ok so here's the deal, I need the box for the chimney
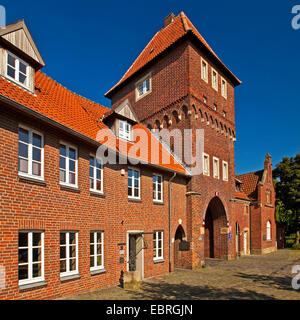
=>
[164,13,175,27]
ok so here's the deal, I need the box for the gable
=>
[0,20,45,67]
[115,99,139,123]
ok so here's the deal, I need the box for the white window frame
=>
[6,50,30,89]
[135,73,152,101]
[153,231,164,261]
[18,231,44,286]
[266,221,271,241]
[213,157,220,179]
[18,125,44,181]
[89,155,103,194]
[59,142,78,188]
[201,58,208,83]
[60,231,79,277]
[222,161,228,181]
[212,68,218,91]
[153,174,163,202]
[221,77,227,99]
[90,231,104,271]
[119,119,132,141]
[128,167,141,199]
[203,153,210,176]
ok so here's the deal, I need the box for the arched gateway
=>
[204,197,228,259]
[174,225,187,269]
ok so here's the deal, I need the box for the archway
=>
[174,225,187,269]
[204,197,228,259]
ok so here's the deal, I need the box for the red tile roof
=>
[0,71,188,175]
[235,191,250,201]
[236,171,263,200]
[105,11,241,97]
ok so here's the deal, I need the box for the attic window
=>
[119,120,132,141]
[135,73,152,101]
[6,51,29,88]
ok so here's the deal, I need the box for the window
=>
[119,120,132,141]
[213,157,220,179]
[59,143,77,187]
[128,168,140,199]
[203,153,210,176]
[136,74,151,100]
[213,104,217,111]
[201,58,208,82]
[90,156,103,193]
[244,205,249,214]
[221,77,227,98]
[18,126,44,179]
[90,231,104,271]
[153,231,163,260]
[60,232,78,276]
[223,111,226,118]
[6,51,29,88]
[222,161,228,181]
[18,231,44,285]
[212,69,218,91]
[203,96,207,104]
[266,221,271,240]
[153,174,163,202]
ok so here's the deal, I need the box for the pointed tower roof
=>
[105,11,241,98]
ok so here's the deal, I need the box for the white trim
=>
[6,50,30,90]
[222,160,228,181]
[118,119,132,142]
[18,231,44,286]
[213,156,220,179]
[201,57,208,83]
[212,68,218,92]
[59,141,78,188]
[221,77,227,99]
[203,153,210,176]
[135,73,152,101]
[153,230,164,261]
[90,231,104,272]
[18,125,44,180]
[128,167,141,200]
[153,173,163,202]
[59,231,79,277]
[89,154,103,194]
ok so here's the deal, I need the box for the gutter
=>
[0,94,189,177]
[168,172,177,273]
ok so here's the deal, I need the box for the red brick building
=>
[0,13,276,300]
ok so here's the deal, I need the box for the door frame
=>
[126,230,144,279]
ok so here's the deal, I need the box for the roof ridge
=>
[237,169,263,177]
[179,11,191,32]
[38,71,109,111]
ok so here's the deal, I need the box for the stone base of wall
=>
[251,246,277,255]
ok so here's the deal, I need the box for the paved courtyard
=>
[62,250,300,300]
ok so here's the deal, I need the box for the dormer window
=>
[135,73,152,101]
[119,120,132,141]
[6,51,29,88]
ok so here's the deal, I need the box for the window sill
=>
[153,200,164,205]
[18,173,46,186]
[153,258,165,264]
[265,204,274,208]
[90,190,105,198]
[60,183,80,193]
[19,280,47,291]
[128,197,142,203]
[91,268,106,276]
[60,274,80,282]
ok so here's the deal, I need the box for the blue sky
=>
[2,0,299,174]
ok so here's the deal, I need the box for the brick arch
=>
[181,105,189,119]
[154,119,161,129]
[203,196,228,259]
[163,114,171,128]
[172,110,180,123]
[147,123,153,130]
[174,225,188,269]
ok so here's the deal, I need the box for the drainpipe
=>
[169,172,177,273]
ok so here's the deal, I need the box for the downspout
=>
[169,172,177,273]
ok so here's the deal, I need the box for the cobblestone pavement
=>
[62,250,300,300]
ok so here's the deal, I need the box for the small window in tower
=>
[136,73,152,101]
[213,104,217,111]
[6,51,29,89]
[221,77,227,99]
[201,58,208,83]
[213,157,220,179]
[223,111,226,118]
[203,96,207,104]
[203,153,210,176]
[222,161,228,181]
[212,69,218,91]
